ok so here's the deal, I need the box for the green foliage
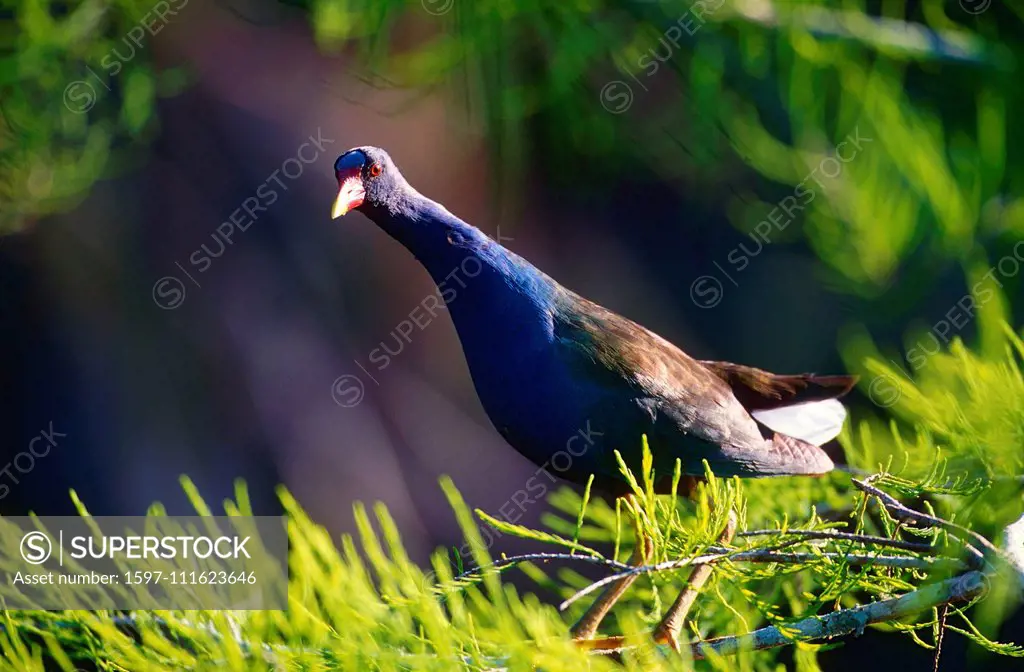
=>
[7,1,1022,299]
[0,480,623,671]
[842,320,1024,539]
[306,0,1023,297]
[0,0,185,230]
[842,309,1024,652]
[2,316,1023,672]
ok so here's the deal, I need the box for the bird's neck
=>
[364,193,558,354]
[364,188,481,262]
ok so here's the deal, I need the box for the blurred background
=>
[1,0,1021,668]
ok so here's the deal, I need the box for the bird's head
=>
[331,146,405,219]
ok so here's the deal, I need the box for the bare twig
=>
[739,528,937,554]
[934,605,949,672]
[560,549,962,611]
[706,547,965,571]
[654,511,738,650]
[570,496,654,641]
[853,478,999,565]
[453,545,964,601]
[451,552,631,583]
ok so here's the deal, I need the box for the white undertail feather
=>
[751,399,847,446]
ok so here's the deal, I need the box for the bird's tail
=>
[751,398,848,446]
[700,363,858,410]
[749,432,836,476]
[702,363,856,446]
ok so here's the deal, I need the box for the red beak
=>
[332,168,365,219]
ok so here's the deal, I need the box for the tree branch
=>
[689,571,987,660]
[707,547,964,571]
[853,477,1000,565]
[450,541,965,601]
[738,528,937,554]
[584,571,988,659]
[450,552,631,583]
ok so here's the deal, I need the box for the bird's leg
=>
[652,509,738,651]
[571,495,653,646]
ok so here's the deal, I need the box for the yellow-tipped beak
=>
[332,174,365,219]
[331,193,351,219]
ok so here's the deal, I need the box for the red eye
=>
[369,163,382,177]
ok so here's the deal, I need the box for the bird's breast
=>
[463,346,620,474]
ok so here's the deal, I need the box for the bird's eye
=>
[369,163,382,177]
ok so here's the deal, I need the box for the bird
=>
[330,146,857,650]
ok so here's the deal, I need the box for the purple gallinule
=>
[331,146,856,649]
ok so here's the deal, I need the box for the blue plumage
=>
[332,147,856,495]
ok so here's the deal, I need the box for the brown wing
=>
[700,361,857,412]
[553,293,763,449]
[551,292,839,478]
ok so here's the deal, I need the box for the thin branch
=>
[739,528,937,554]
[560,549,962,611]
[706,547,965,571]
[853,478,999,565]
[452,552,630,583]
[934,605,949,672]
[454,543,964,597]
[655,511,738,650]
